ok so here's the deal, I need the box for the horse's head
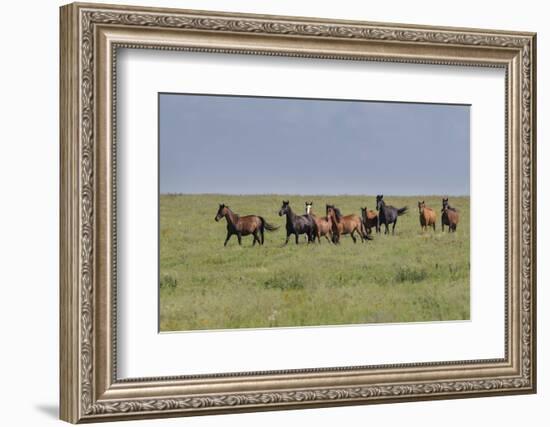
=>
[418,201,425,213]
[326,205,341,223]
[376,195,384,211]
[360,207,367,219]
[279,200,290,217]
[442,197,449,211]
[215,204,228,221]
[305,201,313,215]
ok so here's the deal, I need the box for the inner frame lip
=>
[110,44,510,384]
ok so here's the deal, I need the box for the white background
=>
[118,50,505,377]
[0,0,546,426]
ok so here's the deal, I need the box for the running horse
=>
[278,200,317,244]
[441,197,459,232]
[305,201,333,243]
[360,206,379,234]
[376,195,408,235]
[214,204,279,246]
[326,204,371,244]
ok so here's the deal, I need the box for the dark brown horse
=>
[441,197,459,232]
[305,201,333,243]
[418,201,436,232]
[360,207,379,234]
[326,205,371,244]
[215,204,279,246]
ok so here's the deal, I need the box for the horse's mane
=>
[224,206,239,221]
[442,206,458,213]
[333,207,342,220]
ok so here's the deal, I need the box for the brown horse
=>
[215,204,279,246]
[326,205,371,244]
[418,201,436,231]
[360,207,379,234]
[305,201,333,244]
[441,197,459,232]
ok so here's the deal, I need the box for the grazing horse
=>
[360,207,379,234]
[278,200,316,244]
[376,195,408,235]
[326,205,371,244]
[214,204,279,246]
[418,201,436,232]
[305,201,333,244]
[441,197,459,232]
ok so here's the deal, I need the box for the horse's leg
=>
[252,230,259,246]
[384,221,389,235]
[392,219,397,235]
[224,231,232,247]
[432,222,436,232]
[261,228,265,245]
[295,232,300,245]
[284,231,291,245]
[237,232,242,245]
[359,223,367,243]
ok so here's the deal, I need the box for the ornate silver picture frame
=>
[60,2,536,423]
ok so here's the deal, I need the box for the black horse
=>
[278,200,317,244]
[376,195,408,235]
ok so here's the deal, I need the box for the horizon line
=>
[159,192,470,197]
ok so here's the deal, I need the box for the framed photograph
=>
[60,2,537,423]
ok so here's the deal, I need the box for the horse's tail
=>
[259,217,279,232]
[397,207,408,216]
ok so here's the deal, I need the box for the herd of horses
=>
[214,195,460,246]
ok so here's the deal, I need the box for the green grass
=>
[160,194,470,331]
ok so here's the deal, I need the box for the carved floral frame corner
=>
[60,2,536,423]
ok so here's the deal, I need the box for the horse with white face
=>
[304,201,333,244]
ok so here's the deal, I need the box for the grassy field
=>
[160,194,470,331]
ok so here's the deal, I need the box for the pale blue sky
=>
[159,93,470,195]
